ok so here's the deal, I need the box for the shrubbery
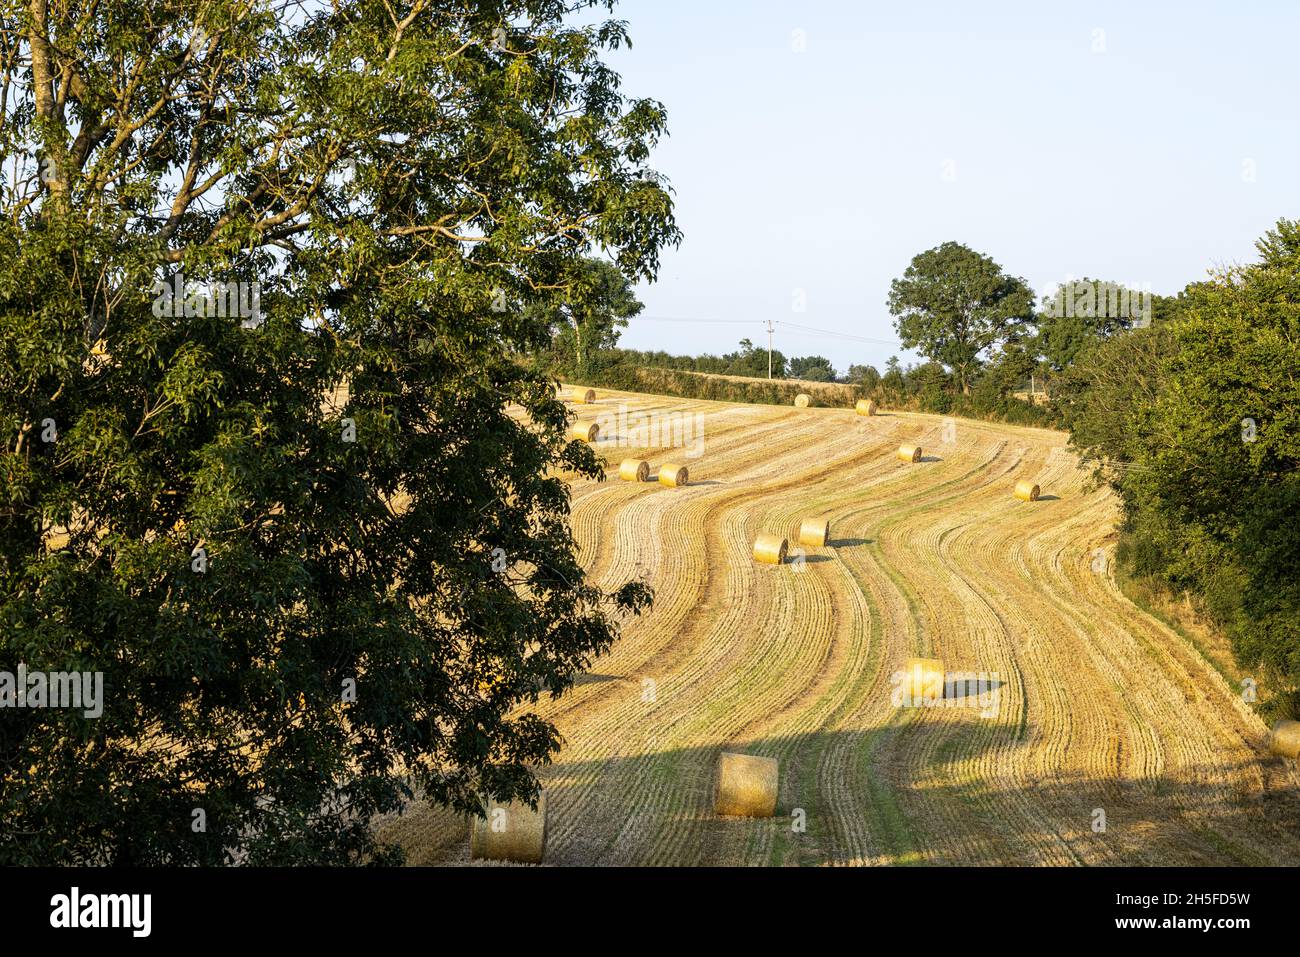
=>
[1061,220,1300,717]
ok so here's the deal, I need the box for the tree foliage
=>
[0,0,677,864]
[845,364,880,391]
[786,354,835,382]
[887,242,1034,395]
[1065,219,1300,710]
[535,257,643,371]
[1037,278,1174,371]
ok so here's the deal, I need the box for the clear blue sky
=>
[582,0,1300,371]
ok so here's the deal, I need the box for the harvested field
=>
[382,388,1300,866]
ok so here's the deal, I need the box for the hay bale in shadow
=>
[714,752,778,817]
[469,794,547,864]
[1269,720,1300,758]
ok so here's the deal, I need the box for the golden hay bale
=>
[1014,480,1041,502]
[752,533,788,565]
[798,517,830,547]
[1269,720,1300,759]
[714,752,778,817]
[855,398,877,416]
[619,458,650,482]
[570,420,599,442]
[658,463,688,487]
[897,444,922,463]
[898,657,946,703]
[469,794,547,864]
[576,388,597,404]
[794,393,811,408]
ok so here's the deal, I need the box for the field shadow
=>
[918,455,944,463]
[381,724,1300,868]
[789,554,833,565]
[1035,494,1061,501]
[829,537,872,549]
[684,480,721,486]
[573,673,620,686]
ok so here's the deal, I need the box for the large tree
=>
[538,257,643,370]
[887,242,1034,394]
[0,0,677,864]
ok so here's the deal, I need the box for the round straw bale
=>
[897,444,922,463]
[1014,480,1041,502]
[576,388,596,404]
[619,458,650,482]
[855,398,877,416]
[469,794,547,864]
[1269,719,1300,759]
[898,657,946,704]
[714,752,778,817]
[794,393,811,408]
[752,533,788,565]
[798,517,830,548]
[570,420,599,442]
[658,463,688,487]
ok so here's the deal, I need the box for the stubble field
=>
[382,387,1300,865]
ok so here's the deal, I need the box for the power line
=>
[630,314,904,348]
[774,320,902,347]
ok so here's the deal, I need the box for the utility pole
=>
[766,319,774,380]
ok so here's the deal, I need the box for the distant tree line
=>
[542,244,1172,430]
[555,336,853,383]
